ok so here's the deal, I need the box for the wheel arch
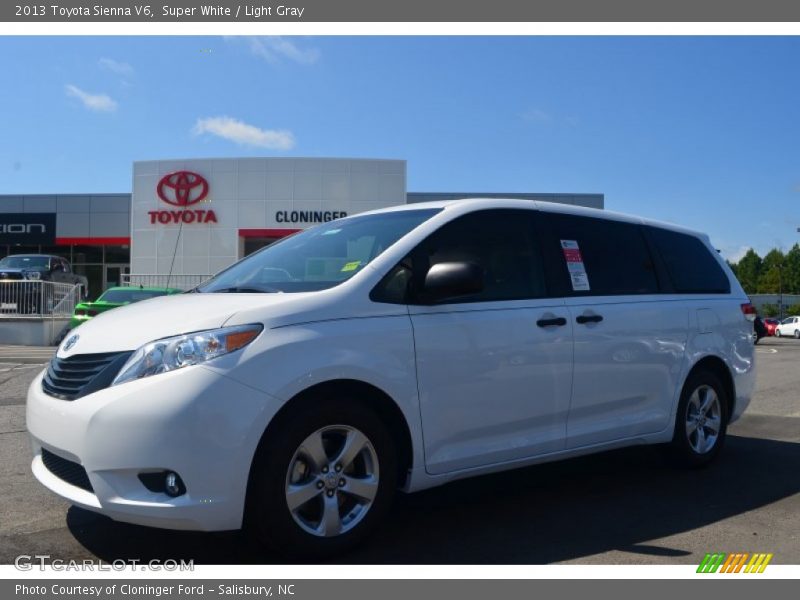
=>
[684,355,736,422]
[248,378,415,490]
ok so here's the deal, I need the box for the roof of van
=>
[371,198,708,239]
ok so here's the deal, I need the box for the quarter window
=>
[645,226,730,294]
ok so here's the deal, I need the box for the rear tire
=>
[794,330,799,339]
[670,370,729,468]
[245,395,397,559]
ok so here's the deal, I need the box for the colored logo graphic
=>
[156,171,209,206]
[697,552,773,573]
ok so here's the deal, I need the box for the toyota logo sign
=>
[156,171,209,206]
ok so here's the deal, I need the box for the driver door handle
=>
[536,317,567,328]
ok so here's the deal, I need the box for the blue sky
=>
[0,36,798,260]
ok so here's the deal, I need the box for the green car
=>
[69,286,183,329]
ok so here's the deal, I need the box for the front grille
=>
[41,448,94,493]
[42,351,132,401]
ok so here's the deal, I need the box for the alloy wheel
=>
[284,425,379,537]
[685,385,722,454]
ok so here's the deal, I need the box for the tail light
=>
[74,309,85,316]
[741,303,757,322]
[87,310,98,317]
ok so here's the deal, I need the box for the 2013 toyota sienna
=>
[27,199,756,557]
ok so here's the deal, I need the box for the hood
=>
[57,291,317,357]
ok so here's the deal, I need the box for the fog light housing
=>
[138,470,186,497]
[165,472,183,497]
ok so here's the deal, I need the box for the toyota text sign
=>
[149,171,217,224]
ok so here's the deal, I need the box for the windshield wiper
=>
[207,286,280,294]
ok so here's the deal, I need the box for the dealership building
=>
[0,157,604,298]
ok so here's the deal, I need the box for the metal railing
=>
[0,280,84,318]
[122,274,213,291]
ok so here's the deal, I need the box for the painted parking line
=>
[756,348,778,354]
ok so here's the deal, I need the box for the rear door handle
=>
[536,317,567,328]
[576,314,603,324]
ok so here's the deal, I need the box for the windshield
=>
[97,289,171,303]
[0,256,50,270]
[198,209,441,294]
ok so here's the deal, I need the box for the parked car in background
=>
[753,316,767,344]
[27,199,756,557]
[763,318,779,336]
[69,286,182,329]
[0,254,88,314]
[775,316,800,338]
[0,255,88,289]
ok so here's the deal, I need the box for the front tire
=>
[775,329,782,337]
[245,396,397,558]
[670,370,729,468]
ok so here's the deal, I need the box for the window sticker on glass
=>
[341,260,362,272]
[560,240,591,291]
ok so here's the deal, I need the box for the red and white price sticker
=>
[560,239,590,291]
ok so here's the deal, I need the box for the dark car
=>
[0,254,88,313]
[754,315,767,344]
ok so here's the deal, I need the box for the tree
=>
[757,249,786,293]
[761,303,779,317]
[783,244,800,295]
[786,303,800,317]
[734,249,762,294]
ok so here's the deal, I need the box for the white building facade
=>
[130,157,407,284]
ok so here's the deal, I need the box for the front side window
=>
[374,209,547,304]
[198,209,441,294]
[544,214,659,296]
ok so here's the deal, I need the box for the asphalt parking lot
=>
[1,338,798,565]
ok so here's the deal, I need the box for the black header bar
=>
[3,1,800,22]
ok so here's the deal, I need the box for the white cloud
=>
[98,58,134,76]
[723,245,751,263]
[192,116,295,150]
[521,108,553,124]
[230,36,320,65]
[64,84,118,112]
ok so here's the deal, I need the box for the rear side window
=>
[646,227,730,294]
[544,213,659,296]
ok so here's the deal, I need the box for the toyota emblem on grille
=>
[63,334,79,352]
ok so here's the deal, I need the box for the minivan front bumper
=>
[27,364,280,531]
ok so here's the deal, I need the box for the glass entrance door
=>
[104,264,130,290]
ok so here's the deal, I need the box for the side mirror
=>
[421,262,484,304]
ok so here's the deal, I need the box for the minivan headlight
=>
[112,324,263,386]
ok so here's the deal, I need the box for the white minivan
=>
[27,199,756,557]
